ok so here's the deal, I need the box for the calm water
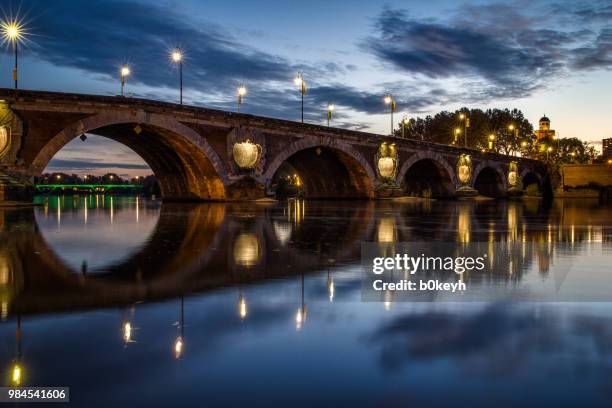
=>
[1,196,612,407]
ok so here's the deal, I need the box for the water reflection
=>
[0,197,611,405]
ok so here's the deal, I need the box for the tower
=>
[535,115,555,141]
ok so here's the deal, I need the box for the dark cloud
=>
[363,9,563,90]
[362,6,612,101]
[571,28,612,70]
[47,158,150,170]
[21,0,294,93]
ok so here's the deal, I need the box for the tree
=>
[395,108,534,155]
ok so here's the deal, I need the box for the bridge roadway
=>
[0,89,549,202]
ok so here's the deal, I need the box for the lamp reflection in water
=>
[377,217,396,243]
[233,233,260,321]
[327,267,334,303]
[0,250,12,321]
[295,274,307,330]
[9,315,23,387]
[174,296,185,359]
[273,221,292,246]
[457,204,471,243]
[287,199,305,224]
[377,217,396,310]
[233,233,260,268]
[238,289,247,320]
[121,305,136,346]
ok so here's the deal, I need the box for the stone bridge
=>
[0,89,549,202]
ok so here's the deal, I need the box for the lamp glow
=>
[239,295,247,320]
[171,49,182,62]
[174,336,183,359]
[123,321,132,343]
[11,363,21,386]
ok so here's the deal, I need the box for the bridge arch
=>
[31,111,228,201]
[472,161,507,197]
[396,152,456,198]
[263,137,376,199]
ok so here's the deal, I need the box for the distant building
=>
[603,138,612,159]
[534,115,556,141]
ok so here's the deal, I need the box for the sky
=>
[1,0,611,177]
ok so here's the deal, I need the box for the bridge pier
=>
[0,170,34,204]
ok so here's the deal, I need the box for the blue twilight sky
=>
[1,0,611,176]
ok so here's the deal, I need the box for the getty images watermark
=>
[361,242,610,302]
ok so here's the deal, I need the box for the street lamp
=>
[120,65,130,97]
[384,95,396,135]
[488,134,495,151]
[171,48,183,104]
[453,128,461,145]
[401,116,410,139]
[327,103,334,127]
[2,20,22,90]
[237,84,246,113]
[294,73,306,123]
[546,146,553,160]
[458,112,469,147]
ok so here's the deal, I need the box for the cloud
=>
[19,0,291,92]
[362,5,612,101]
[46,158,150,170]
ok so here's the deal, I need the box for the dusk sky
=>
[1,0,611,176]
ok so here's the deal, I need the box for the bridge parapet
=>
[0,89,548,202]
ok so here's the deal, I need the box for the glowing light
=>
[547,147,553,152]
[294,73,303,86]
[1,20,21,42]
[233,233,260,267]
[56,174,61,180]
[459,113,465,120]
[508,124,515,131]
[328,279,335,302]
[122,321,132,343]
[455,128,461,135]
[238,85,247,96]
[174,336,183,359]
[239,295,247,320]
[171,49,182,63]
[327,103,335,112]
[11,363,21,386]
[383,95,392,105]
[489,134,495,141]
[521,141,528,147]
[121,66,130,77]
[402,117,409,125]
[295,307,306,330]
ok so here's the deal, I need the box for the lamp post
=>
[546,146,553,161]
[327,104,334,127]
[384,95,396,135]
[171,48,183,104]
[488,134,495,152]
[294,73,306,123]
[2,21,21,90]
[237,85,246,113]
[521,140,528,157]
[458,112,469,147]
[120,65,130,97]
[401,116,409,139]
[453,128,461,145]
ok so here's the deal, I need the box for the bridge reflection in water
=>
[1,197,612,403]
[0,197,609,316]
